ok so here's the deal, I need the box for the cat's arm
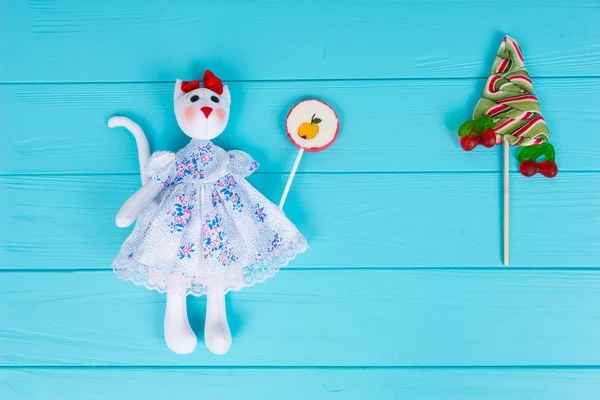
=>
[116,150,176,228]
[116,180,165,228]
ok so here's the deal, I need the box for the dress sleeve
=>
[146,151,176,185]
[228,150,259,178]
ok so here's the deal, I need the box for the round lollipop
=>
[279,99,339,209]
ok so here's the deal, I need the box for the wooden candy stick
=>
[503,137,509,266]
[279,99,339,210]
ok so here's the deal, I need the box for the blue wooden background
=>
[1,1,600,399]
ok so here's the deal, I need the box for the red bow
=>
[180,70,224,95]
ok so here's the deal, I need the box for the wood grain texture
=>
[2,1,600,396]
[1,78,599,175]
[1,269,600,366]
[1,173,598,269]
[2,1,600,82]
[2,368,600,400]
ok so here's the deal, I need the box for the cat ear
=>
[174,79,184,100]
[221,85,231,104]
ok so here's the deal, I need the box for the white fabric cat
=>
[108,70,308,355]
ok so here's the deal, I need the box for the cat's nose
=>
[200,107,213,118]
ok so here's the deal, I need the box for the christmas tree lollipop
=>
[279,99,339,209]
[458,36,558,265]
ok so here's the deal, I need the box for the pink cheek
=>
[215,107,227,122]
[184,106,196,121]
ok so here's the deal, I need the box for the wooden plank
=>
[2,269,600,366]
[1,79,598,175]
[2,368,600,400]
[2,1,599,82]
[1,173,598,270]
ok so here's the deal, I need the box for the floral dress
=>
[113,139,308,296]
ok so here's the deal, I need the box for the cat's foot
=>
[165,320,197,355]
[204,318,232,355]
[205,287,232,355]
[164,293,197,355]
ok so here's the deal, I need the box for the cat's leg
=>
[204,287,232,355]
[164,292,197,354]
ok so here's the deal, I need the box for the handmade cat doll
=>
[108,70,308,355]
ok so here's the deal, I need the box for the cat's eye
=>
[190,95,199,103]
[210,96,220,103]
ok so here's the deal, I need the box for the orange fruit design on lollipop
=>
[298,114,322,140]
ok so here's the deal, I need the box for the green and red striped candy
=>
[458,35,558,178]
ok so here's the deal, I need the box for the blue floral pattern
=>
[178,243,195,259]
[166,192,196,233]
[113,139,308,297]
[269,233,281,252]
[254,203,266,223]
[211,188,224,207]
[173,142,213,184]
[202,214,237,265]
[215,175,243,212]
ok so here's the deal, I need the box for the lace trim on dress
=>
[112,233,308,296]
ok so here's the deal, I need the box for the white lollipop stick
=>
[279,148,304,210]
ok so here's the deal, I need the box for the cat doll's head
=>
[174,70,231,140]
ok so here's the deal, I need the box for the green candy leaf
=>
[458,120,476,137]
[516,143,555,163]
[312,118,322,124]
[458,116,494,137]
[473,115,494,133]
[545,144,556,162]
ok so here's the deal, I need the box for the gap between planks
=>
[2,365,600,371]
[2,170,600,178]
[3,267,600,273]
[2,75,600,86]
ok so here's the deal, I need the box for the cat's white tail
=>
[108,116,151,184]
